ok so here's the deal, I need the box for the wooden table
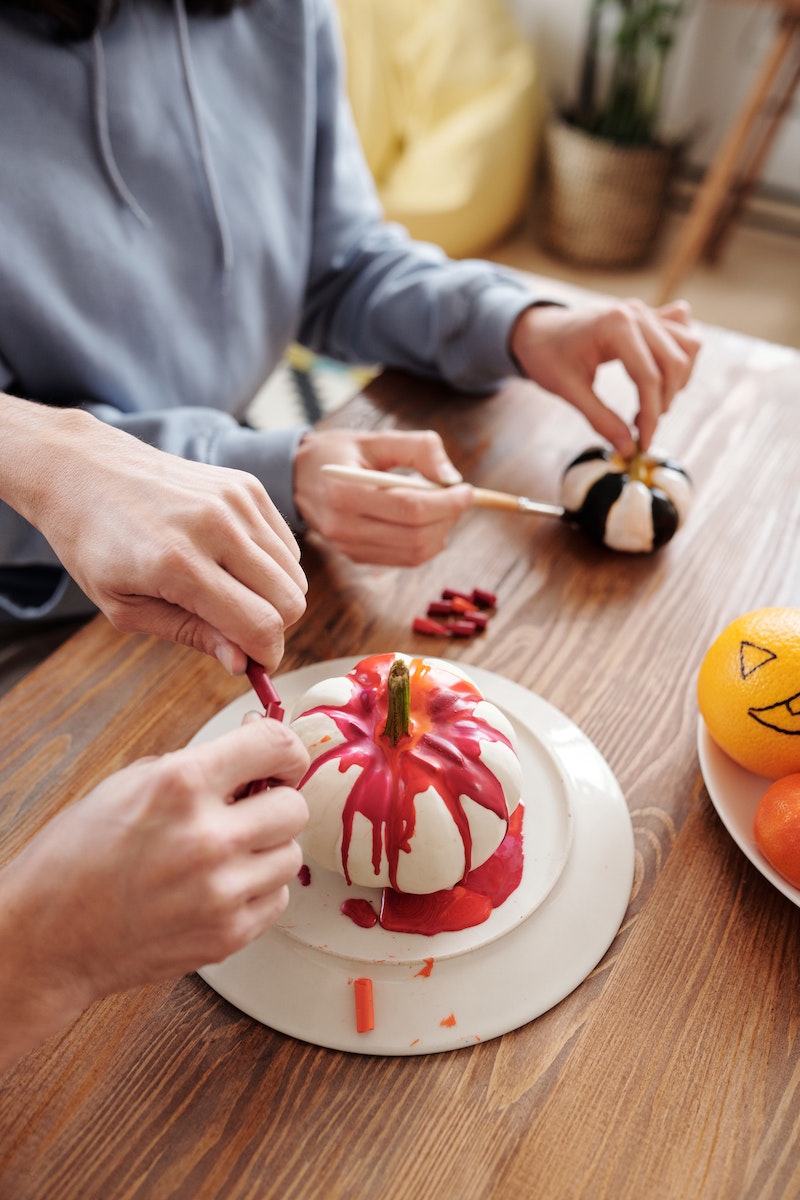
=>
[1,304,799,1199]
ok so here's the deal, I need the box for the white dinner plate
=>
[195,658,635,1055]
[697,716,800,908]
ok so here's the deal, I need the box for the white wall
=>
[508,0,800,202]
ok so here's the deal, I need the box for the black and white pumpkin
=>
[561,447,692,553]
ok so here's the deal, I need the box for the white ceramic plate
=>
[697,716,800,907]
[195,659,635,1055]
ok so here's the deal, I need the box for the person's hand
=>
[0,718,310,1071]
[29,408,308,674]
[510,299,702,457]
[293,428,472,566]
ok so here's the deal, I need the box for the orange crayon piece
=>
[354,977,374,1033]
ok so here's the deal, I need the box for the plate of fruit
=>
[697,607,800,907]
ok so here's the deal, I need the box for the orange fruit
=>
[753,774,800,889]
[697,607,800,779]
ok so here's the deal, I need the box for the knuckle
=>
[392,492,430,524]
[419,428,445,453]
[248,605,286,649]
[272,883,291,918]
[291,794,310,834]
[103,601,138,634]
[399,533,437,567]
[603,301,634,331]
[270,724,313,778]
[284,588,307,626]
[188,821,232,875]
[284,838,305,878]
[155,752,207,812]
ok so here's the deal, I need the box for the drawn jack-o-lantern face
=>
[697,608,800,780]
[742,640,800,736]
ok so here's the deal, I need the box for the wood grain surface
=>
[1,307,799,1200]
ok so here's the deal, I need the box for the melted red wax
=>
[299,654,515,891]
[339,804,525,937]
[380,803,524,935]
[340,897,379,928]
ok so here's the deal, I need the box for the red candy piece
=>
[427,600,457,617]
[450,596,481,615]
[414,585,497,639]
[465,611,488,630]
[448,620,479,638]
[412,616,451,637]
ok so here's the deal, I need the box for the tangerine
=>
[697,607,800,779]
[753,774,800,889]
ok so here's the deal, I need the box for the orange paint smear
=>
[415,957,435,978]
[440,1013,457,1028]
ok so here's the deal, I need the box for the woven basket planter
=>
[540,117,677,268]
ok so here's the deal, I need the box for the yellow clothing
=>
[336,0,542,258]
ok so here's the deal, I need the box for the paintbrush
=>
[320,463,565,518]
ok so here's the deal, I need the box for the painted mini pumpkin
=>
[561,447,692,553]
[289,653,522,894]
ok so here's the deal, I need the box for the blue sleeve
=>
[81,402,308,529]
[298,0,539,394]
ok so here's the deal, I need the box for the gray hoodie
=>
[0,0,539,622]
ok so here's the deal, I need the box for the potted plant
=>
[540,0,686,268]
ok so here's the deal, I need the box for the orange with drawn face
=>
[697,607,800,780]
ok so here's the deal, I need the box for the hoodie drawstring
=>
[90,0,234,282]
[173,0,235,280]
[91,30,151,227]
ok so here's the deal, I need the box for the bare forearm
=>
[0,393,90,534]
[0,855,95,1075]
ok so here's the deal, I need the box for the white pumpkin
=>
[290,653,522,894]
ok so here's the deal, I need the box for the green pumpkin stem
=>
[382,659,411,746]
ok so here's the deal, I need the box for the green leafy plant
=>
[572,0,685,146]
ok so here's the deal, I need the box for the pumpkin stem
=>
[628,443,649,484]
[382,659,411,746]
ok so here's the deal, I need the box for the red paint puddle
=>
[340,804,524,936]
[341,898,379,928]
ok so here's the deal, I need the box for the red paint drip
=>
[415,957,435,978]
[297,864,311,887]
[462,802,524,908]
[339,804,525,937]
[298,654,515,891]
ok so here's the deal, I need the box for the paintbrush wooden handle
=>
[321,464,439,491]
[471,488,563,516]
[320,463,564,518]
